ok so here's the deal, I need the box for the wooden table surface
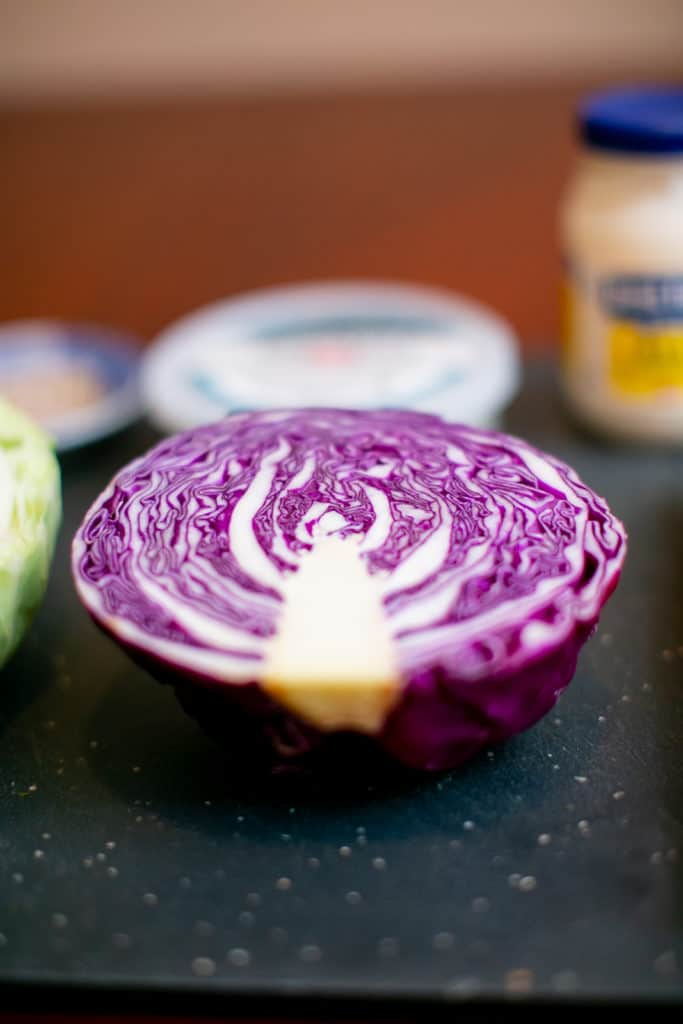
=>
[0,79,606,350]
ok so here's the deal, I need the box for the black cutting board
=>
[1,360,681,1015]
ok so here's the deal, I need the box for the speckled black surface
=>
[0,360,681,1014]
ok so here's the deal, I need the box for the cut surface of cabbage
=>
[72,408,626,761]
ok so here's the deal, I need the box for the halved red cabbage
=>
[72,410,626,771]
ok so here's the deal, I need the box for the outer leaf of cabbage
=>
[0,398,61,667]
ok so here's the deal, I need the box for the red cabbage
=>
[72,410,626,771]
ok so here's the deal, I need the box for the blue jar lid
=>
[579,87,683,155]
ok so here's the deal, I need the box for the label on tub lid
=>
[142,281,520,433]
[0,320,141,451]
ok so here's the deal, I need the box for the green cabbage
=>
[0,398,61,667]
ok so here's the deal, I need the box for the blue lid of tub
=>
[141,281,520,434]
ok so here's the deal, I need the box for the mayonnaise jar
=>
[561,88,683,443]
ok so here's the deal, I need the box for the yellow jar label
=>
[609,321,683,395]
[562,270,683,399]
[596,274,683,397]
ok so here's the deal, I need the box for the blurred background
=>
[1,0,682,346]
